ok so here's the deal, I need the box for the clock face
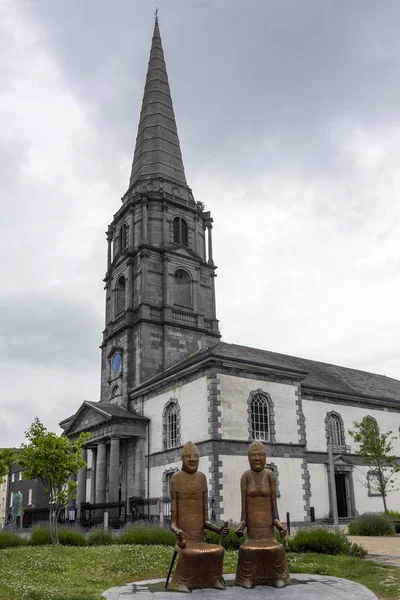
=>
[111,353,121,374]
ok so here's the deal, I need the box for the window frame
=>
[162,399,181,451]
[247,390,276,443]
[172,217,189,247]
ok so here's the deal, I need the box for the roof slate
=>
[212,342,400,403]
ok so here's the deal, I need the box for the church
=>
[61,19,400,526]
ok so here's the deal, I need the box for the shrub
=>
[0,531,26,549]
[386,510,400,534]
[205,527,247,550]
[286,527,366,557]
[30,526,52,546]
[348,513,394,536]
[87,529,114,546]
[116,523,175,546]
[58,527,87,546]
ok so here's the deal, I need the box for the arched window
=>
[173,217,188,246]
[120,224,128,251]
[250,392,270,441]
[173,269,192,307]
[326,412,345,448]
[116,276,126,314]
[163,399,181,450]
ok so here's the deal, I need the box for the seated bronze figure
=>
[168,441,228,593]
[235,440,290,589]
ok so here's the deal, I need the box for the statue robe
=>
[236,468,290,587]
[169,470,224,591]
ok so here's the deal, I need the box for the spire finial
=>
[154,6,159,24]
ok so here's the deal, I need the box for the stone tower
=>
[100,19,220,407]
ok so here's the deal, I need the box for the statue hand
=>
[235,526,244,538]
[219,525,229,538]
[176,529,187,548]
[279,526,287,539]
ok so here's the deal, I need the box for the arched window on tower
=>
[250,392,271,442]
[173,217,188,246]
[173,269,192,307]
[120,224,128,252]
[116,276,126,314]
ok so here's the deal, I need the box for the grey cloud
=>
[18,0,400,181]
[0,294,101,366]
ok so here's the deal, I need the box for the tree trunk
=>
[382,493,388,514]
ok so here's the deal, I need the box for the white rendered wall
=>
[149,456,211,500]
[145,377,209,454]
[353,466,400,514]
[308,464,330,520]
[218,374,299,444]
[221,455,305,523]
[303,400,400,454]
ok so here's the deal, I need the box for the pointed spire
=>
[129,18,188,189]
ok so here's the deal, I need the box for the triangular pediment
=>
[63,403,110,436]
[325,454,354,468]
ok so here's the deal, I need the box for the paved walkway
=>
[349,535,400,566]
[102,574,377,599]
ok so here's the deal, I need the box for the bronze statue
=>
[168,441,228,593]
[235,441,290,589]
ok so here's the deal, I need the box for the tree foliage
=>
[349,416,400,513]
[0,448,16,480]
[18,417,89,543]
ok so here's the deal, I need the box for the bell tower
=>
[100,18,220,407]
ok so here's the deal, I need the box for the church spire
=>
[129,18,188,189]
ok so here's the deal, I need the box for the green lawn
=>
[0,545,399,600]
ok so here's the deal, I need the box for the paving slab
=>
[103,574,377,599]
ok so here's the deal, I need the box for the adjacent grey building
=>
[61,19,400,525]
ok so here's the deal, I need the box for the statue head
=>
[182,441,199,474]
[248,440,266,472]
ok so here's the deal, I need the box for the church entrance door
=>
[335,473,348,517]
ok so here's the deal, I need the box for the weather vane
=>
[155,7,159,24]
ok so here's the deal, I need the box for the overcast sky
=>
[1,0,400,447]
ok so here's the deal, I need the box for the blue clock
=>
[111,353,121,374]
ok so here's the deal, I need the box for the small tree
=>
[0,448,16,480]
[349,416,400,513]
[18,417,89,543]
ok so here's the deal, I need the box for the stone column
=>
[141,252,148,303]
[127,262,133,309]
[108,438,120,504]
[211,273,217,320]
[95,442,107,504]
[163,256,170,305]
[207,225,214,265]
[128,209,134,248]
[134,437,146,499]
[142,197,148,244]
[106,229,113,270]
[162,201,168,246]
[193,214,198,254]
[90,448,96,504]
[76,448,87,519]
[203,224,207,260]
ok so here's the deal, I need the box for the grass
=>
[0,545,399,600]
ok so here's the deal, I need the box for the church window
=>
[173,217,188,246]
[163,399,181,450]
[173,269,192,307]
[325,411,346,450]
[250,392,271,442]
[115,276,126,314]
[120,224,128,251]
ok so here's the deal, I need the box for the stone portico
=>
[62,402,148,519]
